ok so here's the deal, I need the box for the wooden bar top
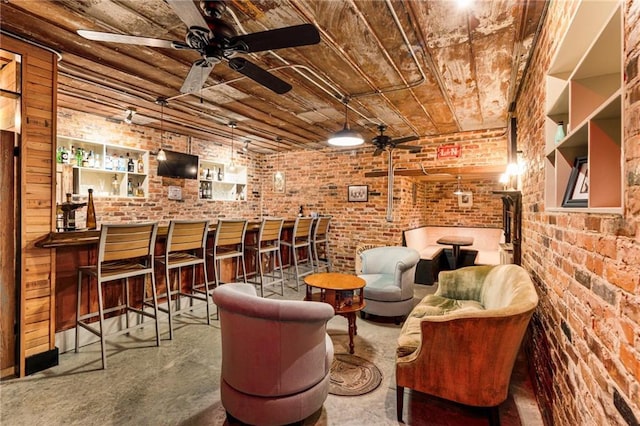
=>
[35,219,297,248]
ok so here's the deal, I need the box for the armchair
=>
[212,283,335,426]
[395,264,539,424]
[358,246,420,320]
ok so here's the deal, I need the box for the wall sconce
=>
[124,107,136,124]
[500,155,525,191]
[242,140,250,153]
[453,175,464,195]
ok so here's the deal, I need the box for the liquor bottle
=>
[127,153,135,172]
[127,178,133,196]
[94,153,101,169]
[111,174,119,196]
[56,146,63,164]
[137,155,144,174]
[217,167,223,181]
[64,193,76,230]
[118,155,126,171]
[86,188,97,230]
[61,147,70,164]
[87,150,95,168]
[555,121,565,144]
[104,153,113,170]
[70,146,77,166]
[76,148,84,167]
[136,182,144,197]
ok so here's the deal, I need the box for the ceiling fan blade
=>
[166,0,209,29]
[228,24,320,53]
[390,135,419,145]
[228,57,292,94]
[180,60,214,94]
[395,145,422,153]
[77,30,175,48]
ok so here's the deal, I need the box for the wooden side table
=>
[304,272,366,354]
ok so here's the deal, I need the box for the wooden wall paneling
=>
[2,33,57,376]
[0,131,17,378]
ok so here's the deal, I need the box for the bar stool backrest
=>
[313,216,331,240]
[98,222,158,264]
[259,217,284,245]
[293,217,314,240]
[215,219,248,247]
[166,220,209,253]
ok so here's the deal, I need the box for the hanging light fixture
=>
[156,97,168,161]
[275,137,282,178]
[327,97,364,147]
[228,121,237,172]
[453,175,464,195]
[124,107,136,124]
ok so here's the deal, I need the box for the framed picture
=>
[562,156,588,207]
[273,171,285,193]
[458,191,473,208]
[348,185,368,202]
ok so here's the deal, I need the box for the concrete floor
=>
[0,280,543,426]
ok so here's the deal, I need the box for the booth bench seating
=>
[403,225,504,284]
[395,264,539,425]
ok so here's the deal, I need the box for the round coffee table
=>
[304,272,366,354]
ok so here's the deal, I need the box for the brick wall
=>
[516,1,640,424]
[57,108,505,273]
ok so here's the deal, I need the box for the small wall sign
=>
[437,144,461,159]
[168,186,182,200]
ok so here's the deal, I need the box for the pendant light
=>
[228,121,237,172]
[327,97,364,147]
[156,97,168,161]
[274,137,283,180]
[453,175,464,195]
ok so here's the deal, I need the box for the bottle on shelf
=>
[137,155,144,174]
[70,146,77,166]
[63,193,76,230]
[555,121,565,144]
[76,148,84,167]
[86,188,97,230]
[94,153,101,169]
[61,146,70,164]
[104,152,112,170]
[136,181,144,197]
[127,153,135,172]
[217,167,223,181]
[127,178,133,196]
[118,155,126,171]
[87,150,95,168]
[111,174,119,196]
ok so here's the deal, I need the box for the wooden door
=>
[1,130,17,378]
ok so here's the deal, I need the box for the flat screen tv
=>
[157,149,199,180]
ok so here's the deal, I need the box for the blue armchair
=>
[358,246,420,320]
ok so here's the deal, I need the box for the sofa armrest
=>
[435,265,494,301]
[361,246,420,275]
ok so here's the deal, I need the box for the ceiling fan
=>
[372,124,420,156]
[76,0,320,95]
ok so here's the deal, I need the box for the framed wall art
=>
[347,185,368,202]
[458,191,473,208]
[562,156,588,207]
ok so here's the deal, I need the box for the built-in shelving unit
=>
[198,159,247,201]
[57,136,148,198]
[544,1,622,213]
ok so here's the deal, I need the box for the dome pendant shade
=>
[328,99,364,147]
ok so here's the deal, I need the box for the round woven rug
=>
[329,353,382,396]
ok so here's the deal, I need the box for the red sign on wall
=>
[437,144,461,159]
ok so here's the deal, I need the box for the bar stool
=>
[209,219,248,285]
[155,220,211,339]
[281,216,314,290]
[311,216,332,272]
[247,217,285,297]
[76,222,160,369]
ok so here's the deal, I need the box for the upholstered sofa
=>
[358,246,420,320]
[212,283,335,426]
[395,264,538,424]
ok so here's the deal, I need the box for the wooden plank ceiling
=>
[0,0,545,154]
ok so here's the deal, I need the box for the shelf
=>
[198,159,247,201]
[58,136,148,198]
[544,2,622,213]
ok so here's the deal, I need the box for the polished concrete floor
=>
[0,280,543,426]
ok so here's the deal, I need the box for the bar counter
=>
[37,219,298,333]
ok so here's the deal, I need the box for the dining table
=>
[436,235,474,269]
